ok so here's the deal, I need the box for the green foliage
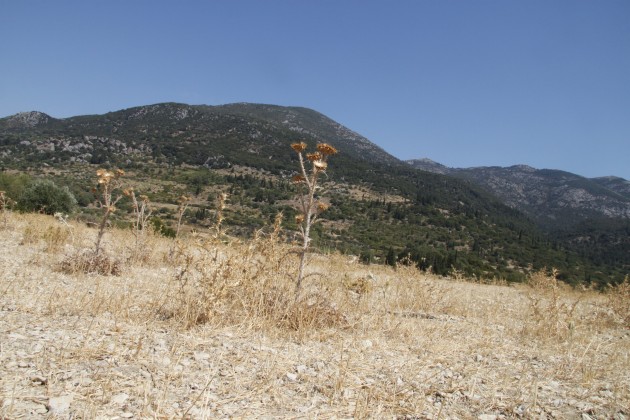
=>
[18,179,77,215]
[150,216,176,238]
[0,171,32,201]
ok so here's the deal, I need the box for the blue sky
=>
[1,1,629,179]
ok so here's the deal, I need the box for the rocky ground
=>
[1,214,628,419]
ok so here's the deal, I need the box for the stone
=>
[111,393,129,405]
[48,395,73,414]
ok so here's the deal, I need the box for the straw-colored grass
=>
[1,212,628,418]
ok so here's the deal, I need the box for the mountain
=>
[591,176,630,200]
[405,158,451,175]
[406,159,630,229]
[407,158,630,282]
[1,103,627,285]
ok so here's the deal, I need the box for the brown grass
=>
[0,212,628,418]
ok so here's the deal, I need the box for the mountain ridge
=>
[406,157,630,228]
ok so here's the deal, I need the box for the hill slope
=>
[1,103,627,284]
[407,159,630,281]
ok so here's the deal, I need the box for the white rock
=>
[194,351,210,362]
[48,395,73,414]
[286,372,298,382]
[111,393,129,405]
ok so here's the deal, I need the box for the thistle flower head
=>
[317,143,338,156]
[317,202,330,212]
[291,142,307,153]
[97,169,114,185]
[295,214,305,224]
[291,174,307,184]
[306,152,322,162]
[123,188,134,197]
[139,195,149,202]
[115,169,125,177]
[313,160,328,172]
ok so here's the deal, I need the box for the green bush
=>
[0,172,32,201]
[18,180,77,215]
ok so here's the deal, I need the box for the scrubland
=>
[1,212,628,419]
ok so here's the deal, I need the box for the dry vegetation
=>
[1,212,628,419]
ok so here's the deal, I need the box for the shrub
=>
[59,250,122,276]
[18,180,77,215]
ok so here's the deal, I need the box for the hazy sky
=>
[1,1,629,179]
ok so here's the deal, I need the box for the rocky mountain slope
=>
[407,159,630,229]
[407,158,630,282]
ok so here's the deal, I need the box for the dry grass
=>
[607,275,630,328]
[0,212,628,418]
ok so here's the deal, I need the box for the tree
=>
[18,180,77,215]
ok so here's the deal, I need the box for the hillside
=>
[407,159,630,282]
[1,103,627,285]
[406,159,630,227]
[0,213,628,418]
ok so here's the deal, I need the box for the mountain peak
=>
[509,164,536,172]
[5,111,54,128]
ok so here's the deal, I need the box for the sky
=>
[1,1,629,179]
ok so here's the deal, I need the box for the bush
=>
[0,172,31,200]
[18,180,77,215]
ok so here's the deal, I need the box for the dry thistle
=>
[94,168,125,255]
[317,143,338,156]
[290,140,337,296]
[175,195,191,238]
[214,192,228,239]
[291,142,307,153]
[128,188,153,259]
[0,191,15,229]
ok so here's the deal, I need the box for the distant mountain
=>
[1,103,628,285]
[406,159,630,229]
[3,111,55,128]
[407,158,630,280]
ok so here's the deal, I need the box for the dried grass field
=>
[1,213,628,419]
